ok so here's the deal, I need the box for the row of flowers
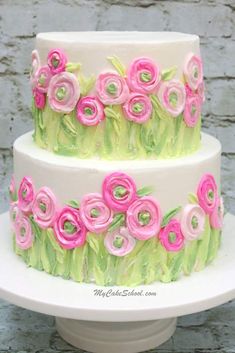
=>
[9,172,223,257]
[31,48,205,128]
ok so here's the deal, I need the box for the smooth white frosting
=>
[36,31,200,77]
[14,132,221,214]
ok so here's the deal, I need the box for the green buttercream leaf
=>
[66,200,80,209]
[183,240,198,275]
[61,114,77,137]
[86,233,100,254]
[79,74,96,96]
[195,216,211,272]
[206,228,221,264]
[47,228,65,264]
[65,62,81,73]
[29,216,42,242]
[188,192,199,204]
[137,186,153,197]
[108,213,125,232]
[107,56,126,77]
[161,66,177,81]
[161,206,182,228]
[104,106,120,120]
[70,244,88,282]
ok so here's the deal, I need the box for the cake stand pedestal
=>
[0,212,235,353]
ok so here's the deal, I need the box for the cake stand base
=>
[56,317,177,353]
[0,212,235,353]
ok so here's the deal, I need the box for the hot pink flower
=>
[80,193,113,233]
[48,72,80,113]
[54,206,87,249]
[157,80,186,117]
[102,172,137,212]
[35,66,52,93]
[123,93,152,124]
[127,57,160,94]
[181,204,206,241]
[183,94,201,127]
[18,176,35,214]
[33,87,46,110]
[210,197,224,229]
[15,214,34,250]
[47,48,68,75]
[30,49,41,86]
[96,72,129,105]
[76,96,105,126]
[159,218,185,252]
[104,227,136,257]
[32,187,59,229]
[197,174,218,214]
[184,53,203,90]
[127,196,162,240]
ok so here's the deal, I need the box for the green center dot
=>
[132,102,144,113]
[22,189,27,199]
[64,221,77,234]
[138,211,151,226]
[113,235,124,249]
[20,227,26,237]
[106,83,117,95]
[191,104,197,116]
[84,107,93,116]
[191,215,199,229]
[56,86,66,101]
[39,202,47,213]
[208,190,214,202]
[90,208,100,218]
[114,186,127,199]
[38,74,46,86]
[140,71,152,83]
[168,232,176,244]
[169,92,178,107]
[52,57,59,68]
[193,67,198,79]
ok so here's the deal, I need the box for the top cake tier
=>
[31,32,204,160]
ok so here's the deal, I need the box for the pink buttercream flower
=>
[47,48,68,75]
[54,206,87,249]
[33,87,46,110]
[30,49,41,86]
[18,176,35,214]
[181,204,206,241]
[35,66,52,93]
[104,227,136,257]
[157,80,186,117]
[197,81,206,103]
[184,53,203,90]
[76,96,105,126]
[32,187,59,229]
[9,175,17,202]
[159,218,185,252]
[102,172,137,212]
[123,93,152,124]
[210,197,224,229]
[80,193,113,233]
[48,72,80,113]
[183,94,201,127]
[127,57,160,94]
[96,72,129,105]
[10,202,20,227]
[15,214,34,250]
[197,174,218,214]
[127,196,162,240]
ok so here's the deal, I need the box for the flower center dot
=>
[191,104,197,116]
[38,74,46,86]
[20,227,26,237]
[138,211,151,226]
[208,190,214,202]
[39,202,47,213]
[52,57,59,68]
[64,221,77,234]
[56,86,66,100]
[193,67,198,79]
[113,235,124,249]
[106,83,117,95]
[168,232,176,244]
[84,107,93,116]
[22,189,27,199]
[140,71,152,83]
[191,215,198,229]
[169,92,178,107]
[114,186,127,199]
[132,102,144,113]
[90,208,100,218]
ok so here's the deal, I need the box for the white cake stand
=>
[0,212,235,353]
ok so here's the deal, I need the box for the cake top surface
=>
[36,31,198,44]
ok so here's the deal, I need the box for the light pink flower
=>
[18,176,35,214]
[181,204,206,241]
[10,202,20,227]
[32,187,59,229]
[54,206,87,249]
[184,53,203,90]
[104,227,136,257]
[123,93,152,124]
[48,72,80,113]
[197,174,218,214]
[96,72,129,105]
[47,48,68,75]
[102,172,137,212]
[15,214,34,250]
[127,196,162,240]
[197,81,205,103]
[9,175,17,202]
[76,96,105,126]
[35,66,52,93]
[159,218,185,252]
[127,57,160,94]
[30,49,41,86]
[210,197,224,229]
[183,94,201,127]
[33,87,46,110]
[80,193,113,233]
[157,80,186,117]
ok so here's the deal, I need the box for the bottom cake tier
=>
[9,132,223,286]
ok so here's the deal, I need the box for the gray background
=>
[0,0,234,352]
